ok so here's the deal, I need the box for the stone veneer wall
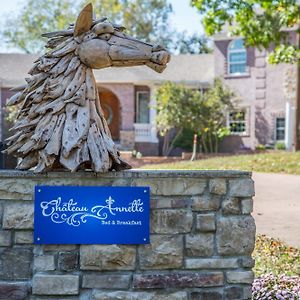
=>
[0,170,256,300]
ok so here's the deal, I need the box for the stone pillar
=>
[0,170,256,299]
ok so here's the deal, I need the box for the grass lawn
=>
[141,151,300,175]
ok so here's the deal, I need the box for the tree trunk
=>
[165,128,183,157]
[295,33,300,151]
[214,133,219,153]
[201,132,208,153]
[162,132,169,156]
[208,131,213,153]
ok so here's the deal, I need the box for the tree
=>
[2,0,77,53]
[87,0,173,47]
[174,32,212,54]
[197,79,234,153]
[1,0,174,53]
[155,82,201,155]
[191,0,300,64]
[192,1,300,150]
[155,79,235,156]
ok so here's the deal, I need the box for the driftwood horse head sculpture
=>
[5,3,170,173]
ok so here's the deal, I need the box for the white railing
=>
[133,123,158,143]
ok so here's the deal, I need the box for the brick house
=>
[0,39,297,163]
[0,53,213,163]
[214,30,297,152]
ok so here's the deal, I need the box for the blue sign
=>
[34,186,150,244]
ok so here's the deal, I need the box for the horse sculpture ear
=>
[74,3,93,37]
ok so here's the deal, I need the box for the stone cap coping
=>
[0,169,251,179]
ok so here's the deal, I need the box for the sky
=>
[0,0,203,53]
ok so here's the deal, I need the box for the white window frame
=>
[227,109,249,136]
[228,39,247,75]
[275,117,285,141]
[135,91,150,124]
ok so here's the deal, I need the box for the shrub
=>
[276,142,286,150]
[252,274,300,299]
[256,144,266,150]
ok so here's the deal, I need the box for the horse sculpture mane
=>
[5,3,170,173]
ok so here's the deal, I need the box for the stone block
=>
[58,251,78,271]
[243,286,252,299]
[186,258,239,269]
[185,233,214,257]
[29,296,81,300]
[241,198,253,214]
[151,197,191,209]
[240,257,255,268]
[225,286,243,300]
[216,216,256,255]
[82,274,131,289]
[256,68,266,78]
[255,100,266,110]
[92,291,155,300]
[192,194,221,211]
[80,245,136,270]
[151,209,193,234]
[0,248,32,280]
[0,204,3,225]
[191,290,223,300]
[222,197,240,215]
[139,235,183,269]
[0,230,11,246]
[255,90,266,100]
[209,179,226,195]
[196,213,216,232]
[2,203,34,229]
[43,244,77,252]
[155,292,188,300]
[14,231,33,244]
[256,79,266,89]
[34,255,55,271]
[0,179,34,200]
[32,274,79,295]
[229,179,255,197]
[226,271,254,284]
[255,48,266,57]
[133,272,224,289]
[0,282,29,300]
[132,178,206,196]
[255,57,266,68]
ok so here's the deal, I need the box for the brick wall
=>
[0,170,255,299]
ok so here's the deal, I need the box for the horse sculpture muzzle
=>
[77,27,170,73]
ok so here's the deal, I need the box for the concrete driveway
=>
[253,172,300,248]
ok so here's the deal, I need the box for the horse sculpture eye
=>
[99,33,112,41]
[93,21,114,35]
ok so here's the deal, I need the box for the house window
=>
[228,111,247,135]
[275,117,285,140]
[136,91,150,123]
[228,39,247,74]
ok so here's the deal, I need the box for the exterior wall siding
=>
[215,40,256,151]
[215,36,297,151]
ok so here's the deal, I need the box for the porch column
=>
[149,84,159,143]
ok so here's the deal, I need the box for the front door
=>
[98,89,120,140]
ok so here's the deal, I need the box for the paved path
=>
[253,172,300,248]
